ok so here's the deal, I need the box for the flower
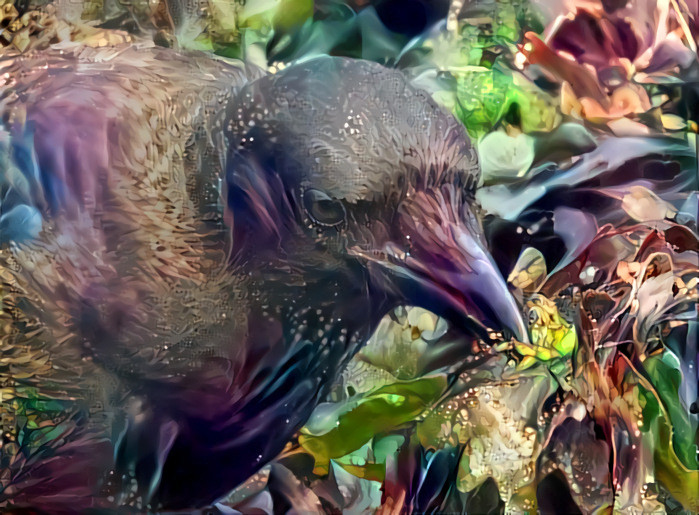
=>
[519,1,697,124]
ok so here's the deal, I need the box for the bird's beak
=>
[353,185,528,342]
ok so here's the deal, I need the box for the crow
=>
[0,40,525,510]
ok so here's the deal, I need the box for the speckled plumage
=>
[225,56,479,203]
[0,32,524,511]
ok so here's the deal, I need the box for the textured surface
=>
[0,0,697,513]
[0,30,501,511]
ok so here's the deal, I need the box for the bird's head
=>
[223,56,527,342]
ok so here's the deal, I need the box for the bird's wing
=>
[1,41,256,361]
[0,41,259,509]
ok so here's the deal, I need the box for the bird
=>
[0,34,526,511]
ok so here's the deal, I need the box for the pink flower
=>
[519,1,697,122]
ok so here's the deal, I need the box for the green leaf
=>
[648,392,699,511]
[272,0,313,30]
[644,352,698,469]
[300,376,447,471]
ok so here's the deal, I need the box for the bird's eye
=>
[303,189,346,227]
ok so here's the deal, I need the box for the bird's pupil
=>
[312,199,344,224]
[317,200,338,216]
